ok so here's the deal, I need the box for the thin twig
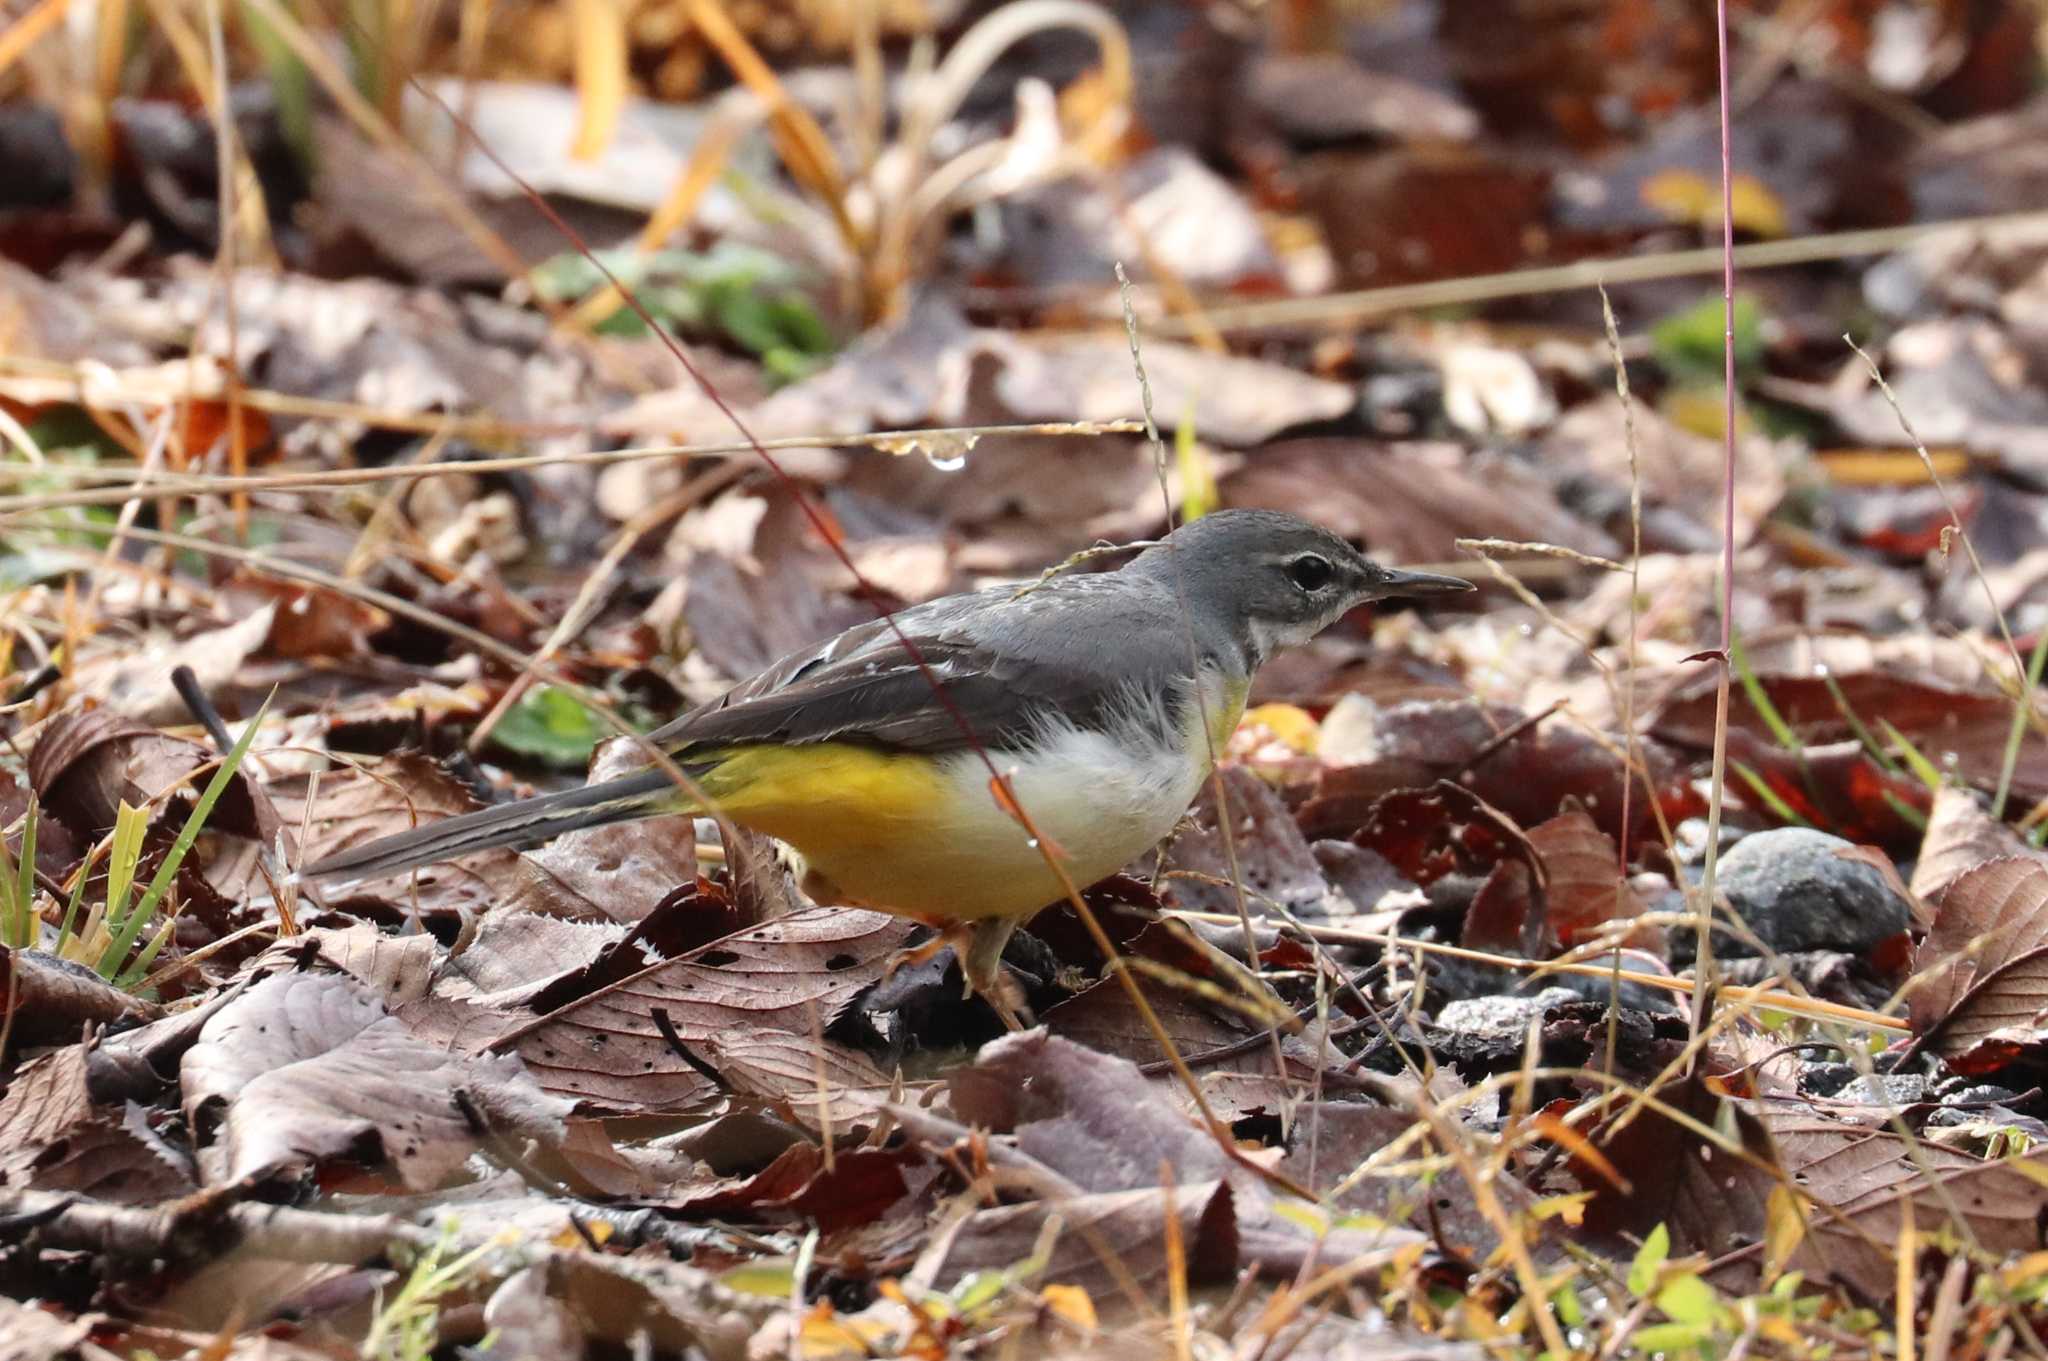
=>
[0,421,1144,511]
[1692,0,1740,1054]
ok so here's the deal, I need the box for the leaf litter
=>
[7,5,2048,1358]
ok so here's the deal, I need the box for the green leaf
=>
[1271,1199,1330,1237]
[490,685,605,768]
[1652,292,1765,379]
[1627,1223,1670,1297]
[719,1261,797,1298]
[1655,1271,1721,1326]
[1630,1321,1712,1353]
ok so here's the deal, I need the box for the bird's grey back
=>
[651,564,1221,757]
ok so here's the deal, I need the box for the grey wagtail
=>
[306,510,1470,1014]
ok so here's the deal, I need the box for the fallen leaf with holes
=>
[400,906,914,1118]
[182,969,568,1187]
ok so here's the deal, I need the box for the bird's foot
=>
[960,917,1031,1033]
[884,918,1033,1031]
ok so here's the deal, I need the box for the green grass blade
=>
[1730,632,1801,753]
[1732,760,1814,828]
[55,852,92,951]
[0,814,21,949]
[14,798,34,946]
[117,918,179,990]
[1818,670,1900,775]
[1881,790,1929,833]
[1878,719,1945,794]
[1992,626,2048,820]
[99,691,273,980]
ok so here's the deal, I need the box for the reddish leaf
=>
[1465,806,1653,955]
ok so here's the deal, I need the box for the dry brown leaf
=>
[183,970,568,1187]
[932,1181,1237,1301]
[1651,630,2048,800]
[0,1046,195,1203]
[403,906,912,1117]
[1912,785,2047,901]
[1768,1107,2048,1299]
[1910,857,2048,1065]
[66,606,275,726]
[941,1030,1426,1281]
[1578,1075,1778,1271]
[1155,766,1341,917]
[0,945,159,1046]
[29,708,233,838]
[1227,439,1618,567]
[250,925,443,1006]
[665,1143,920,1232]
[271,751,524,921]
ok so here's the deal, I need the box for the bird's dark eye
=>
[1285,554,1335,592]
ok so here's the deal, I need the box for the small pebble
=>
[1437,987,1581,1042]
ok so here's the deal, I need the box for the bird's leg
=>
[963,917,1029,1033]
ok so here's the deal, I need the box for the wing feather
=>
[649,575,1191,756]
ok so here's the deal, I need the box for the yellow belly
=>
[696,678,1247,921]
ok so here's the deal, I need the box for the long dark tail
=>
[303,768,681,881]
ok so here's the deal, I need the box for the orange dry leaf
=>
[1040,1283,1097,1330]
[177,398,272,465]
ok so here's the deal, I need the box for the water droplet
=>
[1026,838,1040,850]
[925,448,967,472]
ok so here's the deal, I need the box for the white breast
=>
[799,674,1231,921]
[921,678,1219,915]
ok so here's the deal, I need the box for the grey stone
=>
[1436,988,1581,1043]
[1833,1073,1929,1109]
[1674,828,1912,961]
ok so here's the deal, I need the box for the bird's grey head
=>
[1128,509,1473,668]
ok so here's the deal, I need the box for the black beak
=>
[1375,566,1475,597]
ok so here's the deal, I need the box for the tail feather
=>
[303,768,681,881]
